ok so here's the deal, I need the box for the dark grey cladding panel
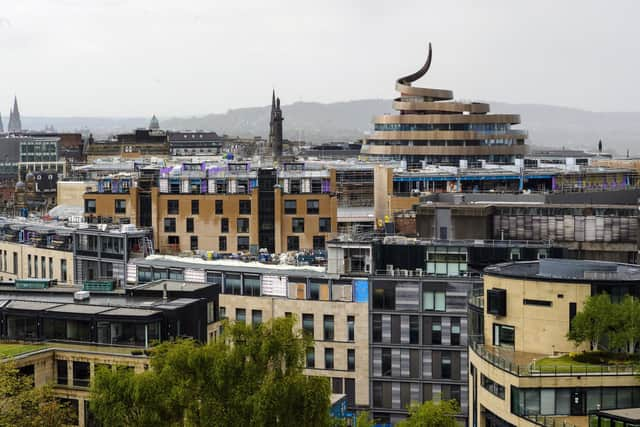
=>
[395,282,420,311]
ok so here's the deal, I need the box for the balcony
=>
[471,341,640,377]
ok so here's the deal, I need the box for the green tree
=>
[0,362,74,427]
[567,293,615,351]
[609,295,640,354]
[354,411,376,427]
[396,399,460,427]
[91,316,332,427]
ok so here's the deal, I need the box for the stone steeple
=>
[8,96,22,133]
[269,90,283,160]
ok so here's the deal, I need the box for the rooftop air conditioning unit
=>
[386,265,394,276]
[415,268,423,277]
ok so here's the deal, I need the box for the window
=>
[191,199,199,215]
[57,360,68,385]
[313,236,325,250]
[284,200,296,215]
[186,217,194,233]
[219,306,226,320]
[215,200,223,214]
[164,218,176,232]
[225,274,241,294]
[243,275,261,296]
[410,316,420,344]
[235,308,246,323]
[221,218,229,233]
[382,348,391,376]
[168,236,180,246]
[481,374,505,399]
[252,310,262,327]
[302,314,314,338]
[306,347,315,368]
[323,315,334,341]
[41,257,46,278]
[439,226,448,240]
[431,319,442,345]
[49,257,53,279]
[372,282,395,310]
[190,236,198,251]
[237,218,249,233]
[239,200,251,214]
[85,199,96,214]
[372,315,382,342]
[287,236,299,251]
[219,236,227,251]
[60,259,67,282]
[307,199,319,214]
[237,236,249,251]
[347,316,355,341]
[319,217,331,233]
[424,290,446,311]
[493,324,515,347]
[347,349,355,371]
[441,352,452,379]
[523,299,552,307]
[167,200,179,214]
[169,269,184,280]
[27,255,32,277]
[73,361,90,387]
[114,199,126,214]
[292,218,304,233]
[451,319,461,346]
[324,348,334,369]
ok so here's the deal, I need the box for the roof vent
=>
[74,291,90,301]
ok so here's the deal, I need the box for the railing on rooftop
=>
[470,341,640,377]
[524,414,577,427]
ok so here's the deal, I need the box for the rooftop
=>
[134,255,329,278]
[485,259,640,283]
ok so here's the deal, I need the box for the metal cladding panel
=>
[422,350,432,379]
[126,263,137,283]
[391,348,401,377]
[585,216,596,241]
[372,348,382,376]
[596,217,605,241]
[400,349,410,377]
[392,382,401,409]
[460,317,468,346]
[354,279,368,303]
[575,216,585,242]
[382,315,391,343]
[604,217,613,242]
[262,275,287,297]
[400,315,410,344]
[442,317,451,345]
[184,268,205,283]
[395,282,420,311]
[159,178,168,193]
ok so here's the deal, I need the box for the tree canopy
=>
[0,362,74,427]
[396,398,460,427]
[568,293,640,353]
[91,316,333,427]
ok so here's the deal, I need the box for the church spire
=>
[8,96,22,133]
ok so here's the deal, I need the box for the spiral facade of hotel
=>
[360,44,528,168]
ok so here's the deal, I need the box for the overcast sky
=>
[0,0,637,117]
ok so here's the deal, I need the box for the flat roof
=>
[135,280,215,292]
[597,407,640,422]
[46,304,114,315]
[485,259,640,283]
[134,255,330,279]
[99,307,161,318]
[6,300,62,311]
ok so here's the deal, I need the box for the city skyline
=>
[0,0,639,117]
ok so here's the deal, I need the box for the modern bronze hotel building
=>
[360,44,528,168]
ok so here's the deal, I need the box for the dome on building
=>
[15,181,25,191]
[25,172,35,181]
[149,115,160,130]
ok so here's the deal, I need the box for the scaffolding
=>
[334,168,374,208]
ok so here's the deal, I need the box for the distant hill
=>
[16,100,640,155]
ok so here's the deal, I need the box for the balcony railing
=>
[524,414,576,427]
[470,341,640,377]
